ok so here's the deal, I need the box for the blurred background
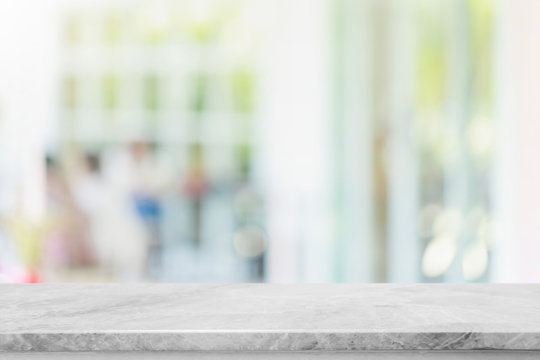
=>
[0,0,539,283]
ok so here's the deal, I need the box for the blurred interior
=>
[0,0,539,283]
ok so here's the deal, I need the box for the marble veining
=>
[1,284,539,352]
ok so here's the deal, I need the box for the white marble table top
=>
[1,284,539,352]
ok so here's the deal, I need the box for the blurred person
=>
[0,157,80,283]
[69,153,107,271]
[42,155,94,271]
[182,144,209,247]
[129,141,165,277]
[70,153,103,218]
[99,140,172,280]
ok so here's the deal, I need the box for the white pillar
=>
[262,0,332,282]
[493,0,540,282]
[0,1,59,223]
[334,0,376,282]
[387,0,420,282]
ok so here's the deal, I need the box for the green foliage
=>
[144,74,159,111]
[104,12,122,45]
[231,69,255,113]
[190,74,209,113]
[63,76,78,109]
[102,74,118,110]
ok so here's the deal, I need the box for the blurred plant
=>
[467,0,495,163]
[183,0,223,44]
[230,69,255,113]
[143,74,159,111]
[102,74,118,110]
[1,217,46,283]
[415,0,448,111]
[62,75,78,110]
[190,74,209,113]
[64,13,81,46]
[104,12,122,45]
[138,1,170,45]
[467,0,494,110]
[234,144,251,180]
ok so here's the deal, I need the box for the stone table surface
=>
[0,284,539,352]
